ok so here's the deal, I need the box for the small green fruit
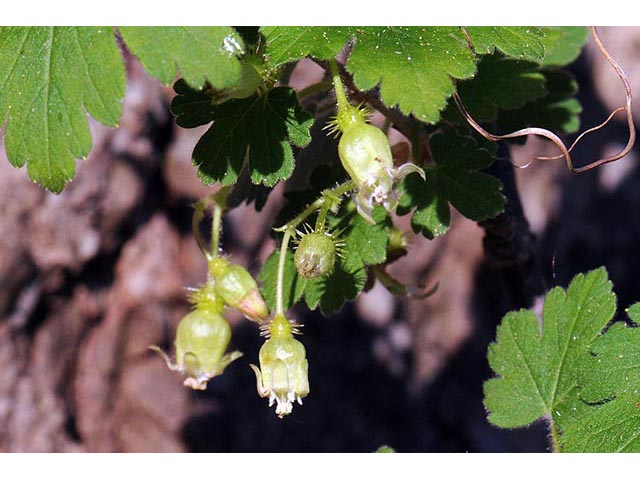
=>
[294,231,337,279]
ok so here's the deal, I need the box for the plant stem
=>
[274,181,355,233]
[315,202,330,232]
[549,420,561,453]
[192,201,212,261]
[211,203,222,259]
[275,227,293,317]
[273,180,355,315]
[329,59,349,113]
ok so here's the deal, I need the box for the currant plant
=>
[485,268,640,453]
[0,26,637,448]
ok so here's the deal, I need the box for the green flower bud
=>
[209,258,269,322]
[250,314,309,418]
[294,231,337,279]
[150,282,242,390]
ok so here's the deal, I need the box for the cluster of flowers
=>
[152,256,310,417]
[154,62,425,418]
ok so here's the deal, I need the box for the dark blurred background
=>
[1,27,639,452]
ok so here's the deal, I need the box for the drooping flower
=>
[150,281,242,390]
[250,314,309,418]
[327,79,425,224]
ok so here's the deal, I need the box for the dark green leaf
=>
[454,55,547,122]
[341,207,389,270]
[188,87,313,186]
[258,249,308,312]
[303,259,367,315]
[171,79,215,128]
[398,128,505,238]
[0,27,125,192]
[498,69,582,135]
[397,174,450,239]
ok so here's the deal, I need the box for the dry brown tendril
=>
[455,26,635,174]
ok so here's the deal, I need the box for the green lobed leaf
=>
[483,268,617,429]
[258,249,308,312]
[464,27,545,62]
[578,305,640,404]
[263,27,573,125]
[178,87,313,187]
[171,79,215,128]
[452,55,548,123]
[498,69,582,135]
[119,27,243,88]
[340,206,389,270]
[260,26,353,67]
[397,128,505,239]
[263,26,477,124]
[561,394,640,453]
[304,259,367,315]
[0,27,125,193]
[539,27,590,67]
[346,27,476,124]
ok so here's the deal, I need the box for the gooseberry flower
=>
[151,282,242,390]
[328,89,425,225]
[250,314,309,418]
[209,257,269,322]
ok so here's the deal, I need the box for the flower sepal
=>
[250,314,309,418]
[151,345,243,390]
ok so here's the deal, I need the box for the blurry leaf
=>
[453,55,547,122]
[483,268,616,429]
[0,27,125,192]
[498,69,582,135]
[539,27,589,67]
[119,27,243,88]
[465,27,545,62]
[398,128,505,239]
